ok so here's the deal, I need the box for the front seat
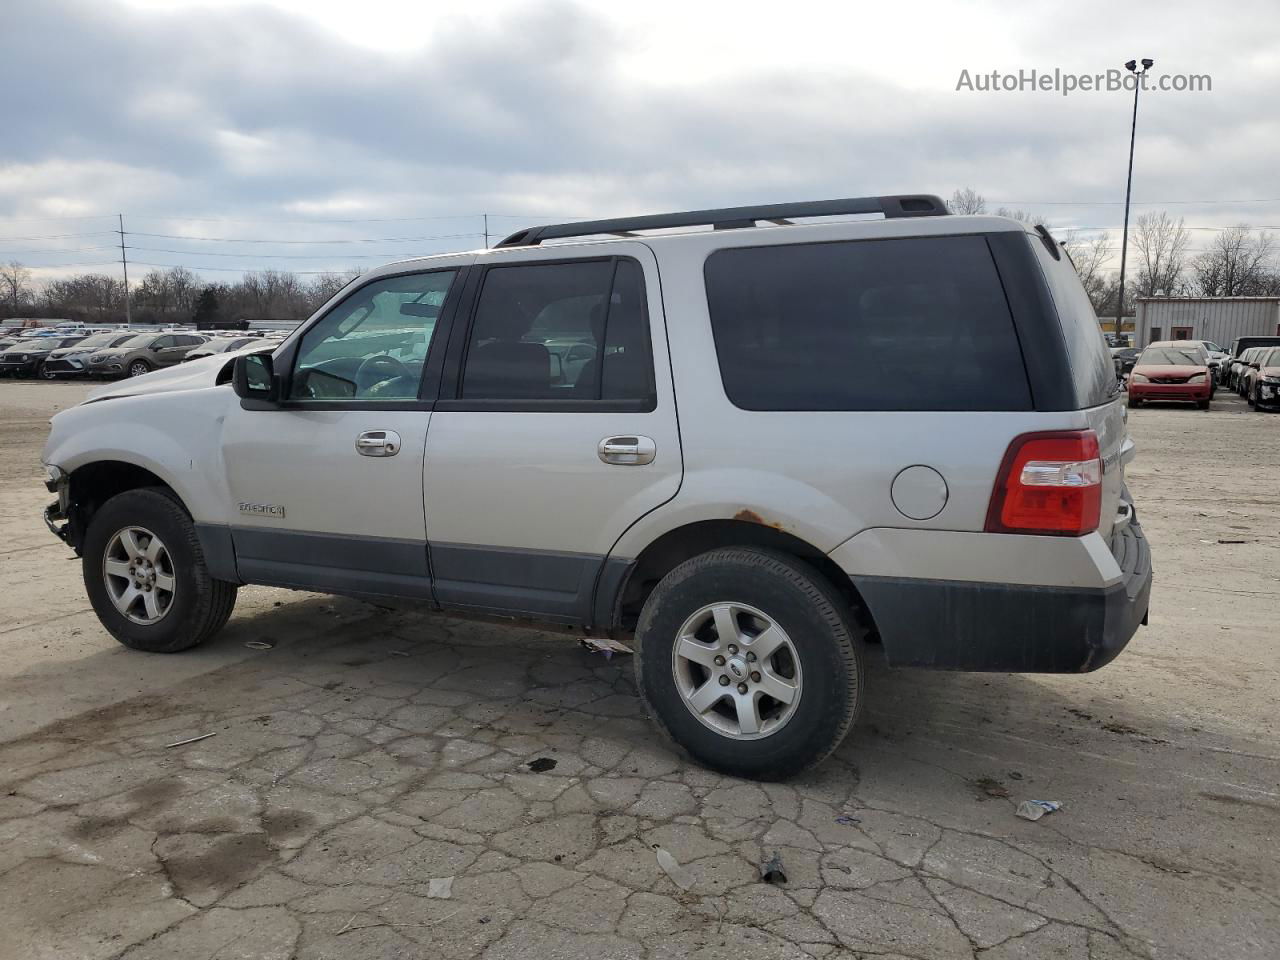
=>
[463,295,551,399]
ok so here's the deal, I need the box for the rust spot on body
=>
[734,509,784,530]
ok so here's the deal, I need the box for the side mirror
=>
[233,353,280,403]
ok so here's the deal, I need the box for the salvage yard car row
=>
[1125,335,1280,412]
[0,325,286,379]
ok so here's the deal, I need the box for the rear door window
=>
[460,258,654,404]
[703,235,1031,411]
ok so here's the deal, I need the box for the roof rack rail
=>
[495,194,948,248]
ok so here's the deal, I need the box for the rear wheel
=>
[128,359,151,378]
[634,547,863,780]
[82,488,237,652]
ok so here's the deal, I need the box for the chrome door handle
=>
[598,435,656,465]
[356,430,401,457]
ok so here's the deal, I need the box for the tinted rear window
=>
[703,235,1031,411]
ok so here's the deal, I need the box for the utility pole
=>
[483,213,490,249]
[118,213,132,325]
[1115,58,1153,343]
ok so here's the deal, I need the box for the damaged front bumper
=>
[42,465,73,546]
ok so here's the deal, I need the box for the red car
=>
[1128,341,1212,409]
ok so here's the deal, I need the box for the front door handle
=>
[598,435,656,465]
[356,430,401,457]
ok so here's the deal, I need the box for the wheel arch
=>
[65,460,186,551]
[597,519,877,640]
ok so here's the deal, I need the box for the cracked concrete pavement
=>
[1,381,1277,960]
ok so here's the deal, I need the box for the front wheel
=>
[38,361,57,380]
[128,359,151,378]
[82,488,238,652]
[634,547,863,780]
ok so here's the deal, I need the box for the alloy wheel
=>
[670,601,802,740]
[102,526,176,624]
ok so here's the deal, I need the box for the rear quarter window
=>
[703,235,1031,411]
[1032,238,1117,408]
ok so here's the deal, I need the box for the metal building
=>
[1135,297,1280,349]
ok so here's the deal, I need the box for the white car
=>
[41,195,1151,779]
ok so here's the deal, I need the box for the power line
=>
[124,231,485,244]
[124,245,441,259]
[991,198,1280,206]
[127,260,370,275]
[0,231,119,242]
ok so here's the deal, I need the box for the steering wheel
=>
[354,354,410,394]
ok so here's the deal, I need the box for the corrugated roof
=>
[1135,296,1280,303]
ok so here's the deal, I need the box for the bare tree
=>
[1130,211,1191,297]
[42,274,127,322]
[307,270,363,310]
[1063,232,1114,314]
[948,188,987,215]
[1,260,33,316]
[1190,225,1277,297]
[994,207,1046,227]
[132,266,200,323]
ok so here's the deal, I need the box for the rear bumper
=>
[854,522,1152,673]
[1129,382,1209,401]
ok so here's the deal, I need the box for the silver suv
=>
[42,195,1152,779]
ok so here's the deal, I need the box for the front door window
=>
[289,270,457,401]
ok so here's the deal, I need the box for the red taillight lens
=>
[985,430,1102,536]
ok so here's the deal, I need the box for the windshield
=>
[74,333,124,349]
[115,334,154,349]
[1260,347,1280,367]
[1140,345,1205,366]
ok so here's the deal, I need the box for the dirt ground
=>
[0,379,1276,960]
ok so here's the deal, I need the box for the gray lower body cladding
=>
[855,523,1151,672]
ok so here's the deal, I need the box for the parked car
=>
[41,196,1150,780]
[1231,347,1264,395]
[0,335,88,378]
[182,335,278,363]
[1111,347,1140,380]
[1242,346,1280,409]
[1127,341,1213,409]
[82,332,209,378]
[40,332,139,379]
[1188,340,1229,385]
[1228,335,1280,360]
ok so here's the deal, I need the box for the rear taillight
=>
[985,430,1102,536]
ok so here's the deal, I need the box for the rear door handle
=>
[356,430,401,457]
[598,435,656,465]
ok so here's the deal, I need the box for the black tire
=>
[128,359,151,378]
[38,361,56,380]
[82,488,237,652]
[634,547,863,781]
[1197,399,1210,410]
[1129,397,1142,408]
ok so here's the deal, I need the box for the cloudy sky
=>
[2,0,1277,281]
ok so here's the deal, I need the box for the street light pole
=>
[1115,58,1153,343]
